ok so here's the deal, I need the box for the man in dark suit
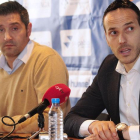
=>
[64,0,140,139]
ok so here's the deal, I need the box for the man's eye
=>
[128,27,133,31]
[0,29,4,32]
[13,27,18,31]
[110,31,117,35]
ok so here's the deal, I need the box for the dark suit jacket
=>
[64,54,122,138]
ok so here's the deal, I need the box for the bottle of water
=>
[48,98,63,140]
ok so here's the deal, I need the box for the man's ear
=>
[26,22,32,37]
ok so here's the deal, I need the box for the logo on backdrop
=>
[30,31,52,47]
[59,0,91,16]
[64,36,73,48]
[23,0,51,18]
[69,70,93,98]
[60,29,91,57]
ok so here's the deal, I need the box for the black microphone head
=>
[37,99,50,114]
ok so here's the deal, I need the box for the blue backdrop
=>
[3,0,140,107]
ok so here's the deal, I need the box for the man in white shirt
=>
[64,0,140,139]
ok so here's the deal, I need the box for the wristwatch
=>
[116,123,128,140]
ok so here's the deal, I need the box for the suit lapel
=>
[106,71,121,124]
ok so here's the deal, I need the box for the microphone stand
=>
[27,113,45,140]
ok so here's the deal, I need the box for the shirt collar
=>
[0,40,34,69]
[17,40,34,63]
[116,56,140,75]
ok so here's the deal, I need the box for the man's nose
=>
[119,33,127,44]
[4,31,12,41]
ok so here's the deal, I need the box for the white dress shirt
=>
[0,40,34,74]
[79,56,140,140]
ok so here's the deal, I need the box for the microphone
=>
[18,84,71,124]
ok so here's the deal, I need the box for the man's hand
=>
[84,121,119,140]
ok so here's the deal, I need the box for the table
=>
[0,133,81,140]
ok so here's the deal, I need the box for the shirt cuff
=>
[79,120,95,137]
[129,125,139,140]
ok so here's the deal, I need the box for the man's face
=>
[0,13,31,60]
[104,8,140,71]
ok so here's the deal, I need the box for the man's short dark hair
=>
[0,1,29,29]
[103,0,140,31]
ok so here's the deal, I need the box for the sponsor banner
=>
[70,97,80,107]
[2,0,140,107]
[30,31,52,47]
[59,0,91,16]
[60,29,91,57]
[69,70,94,98]
[23,0,51,18]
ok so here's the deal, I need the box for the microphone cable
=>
[0,115,18,140]
[1,116,33,139]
